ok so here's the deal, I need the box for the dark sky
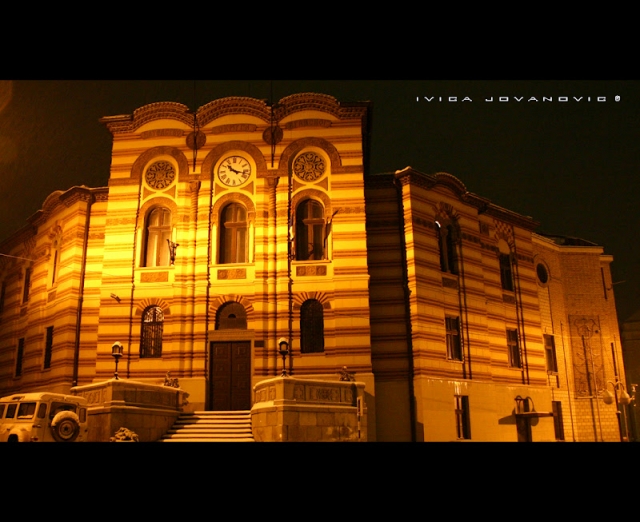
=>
[0,80,637,322]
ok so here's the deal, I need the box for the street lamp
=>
[602,380,633,442]
[111,341,124,380]
[278,338,289,377]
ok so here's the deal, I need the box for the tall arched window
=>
[141,305,164,357]
[436,220,458,274]
[144,207,171,267]
[499,253,514,291]
[219,203,247,264]
[22,266,32,304]
[300,299,324,353]
[296,200,325,261]
[50,240,60,286]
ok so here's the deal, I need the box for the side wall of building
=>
[0,187,108,394]
[534,235,627,441]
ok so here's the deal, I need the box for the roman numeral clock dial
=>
[217,155,251,186]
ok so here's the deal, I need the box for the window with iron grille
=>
[296,200,326,261]
[544,334,558,373]
[44,326,53,369]
[507,328,521,368]
[140,306,164,357]
[219,203,247,264]
[16,338,24,377]
[300,299,324,353]
[455,395,471,439]
[446,316,463,361]
[499,253,514,291]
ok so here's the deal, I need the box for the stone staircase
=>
[159,411,254,442]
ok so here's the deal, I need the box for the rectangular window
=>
[22,267,31,304]
[16,338,24,377]
[499,254,513,291]
[544,334,558,373]
[552,401,565,441]
[446,316,463,361]
[507,328,521,368]
[44,326,53,369]
[455,395,471,440]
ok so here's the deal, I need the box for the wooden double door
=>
[209,341,251,411]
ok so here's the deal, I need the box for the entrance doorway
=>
[209,341,251,411]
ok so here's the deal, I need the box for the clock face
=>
[217,155,251,186]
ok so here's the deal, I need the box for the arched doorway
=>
[209,302,251,411]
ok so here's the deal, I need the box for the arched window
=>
[143,208,171,267]
[436,221,458,274]
[219,203,247,264]
[141,306,164,357]
[296,200,325,261]
[300,299,324,353]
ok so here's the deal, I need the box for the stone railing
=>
[251,376,366,442]
[72,378,189,442]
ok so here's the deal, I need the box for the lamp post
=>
[111,341,124,380]
[278,338,289,377]
[602,380,633,442]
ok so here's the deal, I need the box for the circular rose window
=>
[145,161,176,189]
[293,152,326,182]
[536,263,549,284]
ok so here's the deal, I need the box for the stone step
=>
[160,437,255,442]
[175,415,250,421]
[159,410,254,442]
[165,428,252,435]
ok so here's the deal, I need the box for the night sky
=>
[0,80,637,323]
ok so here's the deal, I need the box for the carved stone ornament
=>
[145,161,176,189]
[293,152,326,181]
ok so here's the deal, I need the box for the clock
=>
[217,155,251,186]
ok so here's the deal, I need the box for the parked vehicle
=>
[0,392,89,442]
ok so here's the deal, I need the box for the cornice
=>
[393,167,540,231]
[1,186,109,252]
[100,102,193,134]
[101,93,370,135]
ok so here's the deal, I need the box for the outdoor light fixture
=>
[602,380,634,442]
[278,338,289,377]
[111,341,124,380]
[167,240,179,265]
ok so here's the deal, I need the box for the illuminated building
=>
[0,93,627,441]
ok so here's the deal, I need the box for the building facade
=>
[0,93,627,441]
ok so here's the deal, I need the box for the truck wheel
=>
[51,411,80,442]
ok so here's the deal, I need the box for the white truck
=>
[0,392,89,442]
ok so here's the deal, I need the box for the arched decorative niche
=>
[216,301,248,330]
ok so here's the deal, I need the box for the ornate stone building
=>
[0,93,627,441]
